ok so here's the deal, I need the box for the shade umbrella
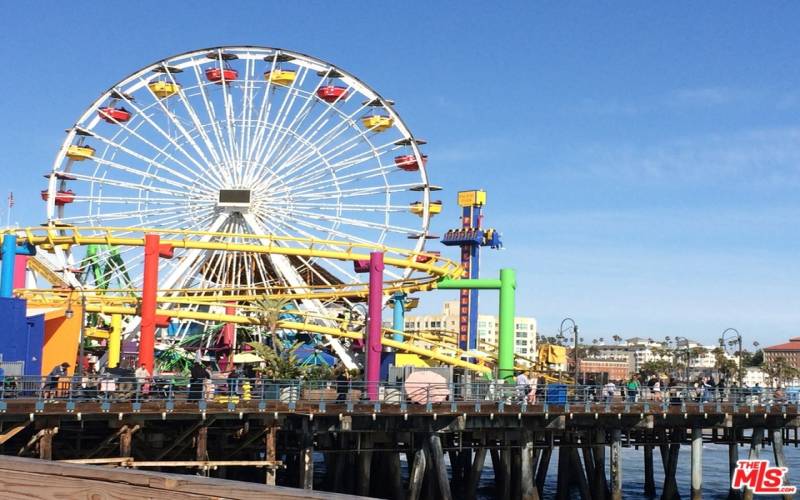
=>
[404,370,449,404]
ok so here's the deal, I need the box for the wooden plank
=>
[0,422,30,445]
[0,455,358,499]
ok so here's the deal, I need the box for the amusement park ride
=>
[0,46,567,390]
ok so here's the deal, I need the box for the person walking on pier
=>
[189,362,209,401]
[626,374,640,402]
[515,370,531,404]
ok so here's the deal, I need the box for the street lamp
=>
[560,318,578,383]
[720,328,742,387]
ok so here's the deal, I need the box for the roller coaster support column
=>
[366,251,384,400]
[0,234,35,298]
[139,234,174,374]
[437,268,516,380]
[108,314,122,369]
[391,292,405,342]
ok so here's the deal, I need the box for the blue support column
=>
[1,234,18,298]
[392,292,405,342]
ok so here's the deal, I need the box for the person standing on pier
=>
[135,363,151,401]
[189,361,209,400]
[626,374,640,402]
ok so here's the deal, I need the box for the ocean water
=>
[474,444,800,499]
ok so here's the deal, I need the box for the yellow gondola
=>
[361,115,394,132]
[148,81,180,99]
[264,69,296,86]
[409,201,442,216]
[66,144,95,161]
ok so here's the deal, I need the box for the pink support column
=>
[219,303,236,372]
[13,255,28,289]
[366,251,384,400]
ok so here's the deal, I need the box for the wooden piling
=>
[120,426,133,459]
[357,434,372,497]
[536,445,552,498]
[196,425,208,462]
[39,428,54,461]
[743,429,762,500]
[265,424,277,486]
[728,430,741,500]
[644,443,656,497]
[521,430,539,500]
[691,427,702,500]
[408,448,426,500]
[610,428,622,500]
[592,429,609,499]
[770,427,793,500]
[467,447,487,500]
[569,447,591,500]
[300,429,313,490]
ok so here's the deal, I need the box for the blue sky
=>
[1,2,799,347]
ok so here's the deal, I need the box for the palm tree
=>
[255,297,292,353]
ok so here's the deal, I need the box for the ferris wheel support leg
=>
[366,252,384,401]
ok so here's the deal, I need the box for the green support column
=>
[498,268,516,380]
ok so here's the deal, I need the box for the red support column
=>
[139,234,160,373]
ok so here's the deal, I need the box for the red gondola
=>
[98,107,132,124]
[41,189,76,205]
[205,67,238,83]
[415,251,440,263]
[317,85,348,103]
[394,154,428,172]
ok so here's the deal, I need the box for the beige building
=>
[404,301,537,361]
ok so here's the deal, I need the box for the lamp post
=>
[560,318,578,383]
[720,328,742,387]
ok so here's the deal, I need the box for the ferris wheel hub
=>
[217,189,252,213]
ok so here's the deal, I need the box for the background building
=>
[404,301,537,363]
[763,337,800,370]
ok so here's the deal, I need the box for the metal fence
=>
[1,376,799,411]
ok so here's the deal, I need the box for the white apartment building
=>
[591,338,737,374]
[404,301,538,361]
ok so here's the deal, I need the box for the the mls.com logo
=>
[732,460,797,495]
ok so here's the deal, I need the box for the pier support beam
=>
[691,428,702,500]
[592,429,608,499]
[770,427,793,500]
[644,444,656,497]
[300,428,313,490]
[357,434,373,497]
[536,445,551,498]
[196,426,208,461]
[428,434,452,500]
[728,430,741,500]
[743,429,762,500]
[39,428,55,461]
[120,426,134,459]
[408,448,426,500]
[521,431,539,500]
[610,429,622,500]
[467,447,487,500]
[265,424,277,486]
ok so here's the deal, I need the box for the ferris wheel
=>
[41,46,439,362]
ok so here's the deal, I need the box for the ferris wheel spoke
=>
[65,173,195,199]
[160,65,226,170]
[244,55,279,168]
[291,182,415,201]
[91,155,208,194]
[263,80,357,176]
[276,206,418,235]
[277,162,398,200]
[72,194,201,205]
[88,130,219,194]
[255,72,324,178]
[113,91,216,177]
[144,80,231,190]
[272,92,371,170]
[91,115,210,184]
[272,128,394,191]
[250,65,317,175]
[190,65,236,175]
